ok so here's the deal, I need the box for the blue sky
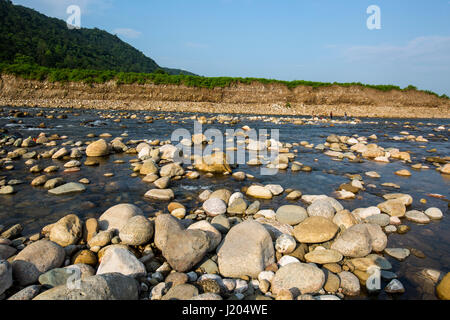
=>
[12,0,450,95]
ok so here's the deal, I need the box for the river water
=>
[0,106,449,300]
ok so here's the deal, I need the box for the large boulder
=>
[98,204,143,232]
[49,214,82,247]
[276,205,308,225]
[271,263,325,296]
[12,240,65,286]
[293,216,339,243]
[33,273,139,300]
[0,245,17,260]
[333,210,358,229]
[86,139,109,157]
[255,217,294,240]
[356,223,387,252]
[194,152,232,173]
[6,285,42,300]
[0,260,13,295]
[187,221,222,252]
[331,224,373,257]
[38,265,95,288]
[338,271,361,296]
[217,220,275,278]
[203,198,227,217]
[154,214,209,272]
[119,215,154,246]
[307,199,336,219]
[96,247,146,278]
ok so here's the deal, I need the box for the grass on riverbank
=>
[1,62,448,100]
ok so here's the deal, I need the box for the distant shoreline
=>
[1,75,449,119]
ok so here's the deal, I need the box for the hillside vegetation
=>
[0,0,193,75]
[0,0,447,99]
[1,61,448,100]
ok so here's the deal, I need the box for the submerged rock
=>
[384,248,410,261]
[48,183,86,195]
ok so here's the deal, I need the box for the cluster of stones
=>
[1,110,449,301]
[0,187,447,300]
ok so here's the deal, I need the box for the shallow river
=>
[0,106,449,300]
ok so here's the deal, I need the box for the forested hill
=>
[0,0,194,75]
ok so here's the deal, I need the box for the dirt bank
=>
[1,74,449,118]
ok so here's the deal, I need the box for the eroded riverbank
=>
[1,74,449,118]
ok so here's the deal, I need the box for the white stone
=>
[96,247,146,278]
[265,184,284,196]
[352,207,380,220]
[278,255,300,267]
[275,234,297,254]
[424,207,443,220]
[258,271,275,283]
[257,210,276,220]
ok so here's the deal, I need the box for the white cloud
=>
[343,36,450,67]
[185,42,210,49]
[113,28,142,39]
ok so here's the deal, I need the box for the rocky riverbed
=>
[0,106,449,300]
